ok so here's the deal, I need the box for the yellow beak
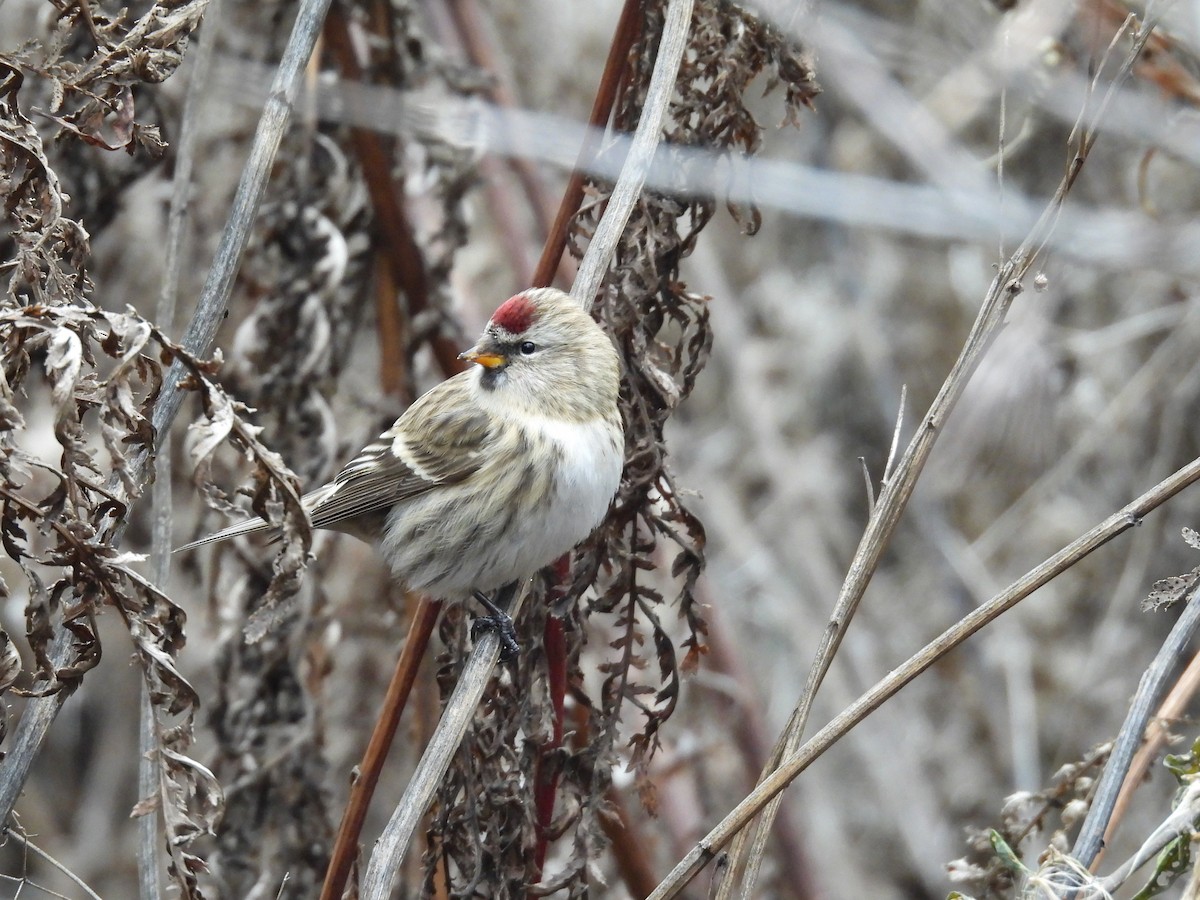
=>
[459,349,506,370]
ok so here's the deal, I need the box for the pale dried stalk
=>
[720,16,1158,897]
[150,0,336,440]
[360,1,695,892]
[5,828,104,900]
[1098,778,1200,894]
[1100,649,1200,859]
[650,450,1200,898]
[139,4,223,896]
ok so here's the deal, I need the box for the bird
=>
[180,287,624,649]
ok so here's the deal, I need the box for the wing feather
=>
[305,401,491,530]
[178,381,492,551]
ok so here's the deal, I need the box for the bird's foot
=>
[472,587,520,662]
[470,613,519,662]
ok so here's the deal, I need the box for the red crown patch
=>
[491,293,537,335]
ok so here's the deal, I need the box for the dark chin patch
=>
[491,294,537,335]
[479,367,504,391]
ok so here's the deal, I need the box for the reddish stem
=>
[530,611,567,879]
[319,595,443,900]
[530,0,645,290]
[325,3,466,382]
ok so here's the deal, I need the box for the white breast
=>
[463,413,622,596]
[535,415,624,540]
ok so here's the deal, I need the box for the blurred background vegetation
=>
[2,0,1200,897]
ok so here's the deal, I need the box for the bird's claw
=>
[470,612,520,662]
[472,587,520,662]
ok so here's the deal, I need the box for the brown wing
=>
[306,401,492,531]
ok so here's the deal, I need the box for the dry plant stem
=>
[571,0,693,308]
[361,586,527,899]
[1098,778,1200,894]
[722,19,1157,896]
[374,253,411,400]
[137,687,159,899]
[152,0,336,437]
[139,7,222,897]
[1099,647,1200,863]
[724,239,1022,900]
[319,596,442,900]
[1071,578,1200,869]
[531,0,642,290]
[0,0,333,835]
[648,451,1200,899]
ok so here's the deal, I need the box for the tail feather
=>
[175,517,275,553]
[176,483,340,554]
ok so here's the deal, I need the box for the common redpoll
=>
[182,288,624,630]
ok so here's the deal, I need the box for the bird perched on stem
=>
[180,287,624,648]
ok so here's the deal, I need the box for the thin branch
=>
[136,688,160,899]
[319,595,442,900]
[649,451,1200,898]
[151,0,337,440]
[6,827,104,900]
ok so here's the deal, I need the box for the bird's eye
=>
[519,341,536,355]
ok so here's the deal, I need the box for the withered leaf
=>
[1143,572,1200,612]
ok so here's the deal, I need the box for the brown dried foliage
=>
[0,4,230,894]
[0,2,333,896]
[195,131,373,895]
